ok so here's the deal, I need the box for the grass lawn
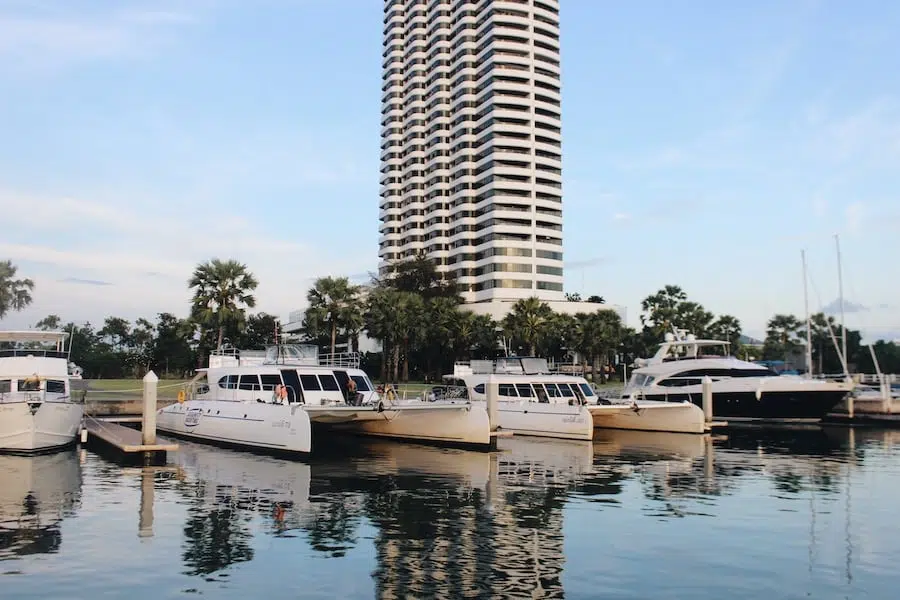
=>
[86,379,191,399]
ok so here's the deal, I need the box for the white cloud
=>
[612,212,631,221]
[0,191,374,329]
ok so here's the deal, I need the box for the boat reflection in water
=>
[0,449,82,561]
[165,426,879,597]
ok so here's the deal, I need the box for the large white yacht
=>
[444,356,707,438]
[157,343,492,454]
[0,331,85,453]
[622,330,853,423]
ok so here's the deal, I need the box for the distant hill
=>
[739,334,764,346]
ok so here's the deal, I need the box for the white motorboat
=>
[157,344,492,454]
[445,357,707,437]
[442,357,595,440]
[622,330,853,423]
[0,331,85,453]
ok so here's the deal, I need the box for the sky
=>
[0,0,897,342]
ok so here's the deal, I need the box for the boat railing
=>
[318,351,361,369]
[0,349,70,359]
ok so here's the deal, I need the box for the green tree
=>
[376,254,460,300]
[189,258,259,352]
[0,260,34,320]
[304,276,363,357]
[35,314,62,331]
[151,313,196,377]
[502,297,553,356]
[575,310,624,383]
[763,314,802,362]
[707,315,742,354]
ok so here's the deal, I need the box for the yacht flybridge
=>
[157,343,492,454]
[0,330,85,452]
[444,356,707,437]
[623,330,853,423]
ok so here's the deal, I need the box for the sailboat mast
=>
[802,250,813,378]
[835,234,847,370]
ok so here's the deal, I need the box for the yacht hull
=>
[589,400,707,433]
[481,400,593,440]
[646,389,849,422]
[157,400,313,454]
[0,401,84,453]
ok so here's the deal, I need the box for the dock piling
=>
[142,371,158,446]
[701,376,713,423]
[486,375,499,432]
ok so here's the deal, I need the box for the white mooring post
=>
[701,376,713,423]
[142,370,158,445]
[486,375,499,432]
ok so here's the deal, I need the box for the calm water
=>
[2,427,899,599]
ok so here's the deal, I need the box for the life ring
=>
[177,389,186,404]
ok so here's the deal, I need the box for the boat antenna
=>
[802,250,814,378]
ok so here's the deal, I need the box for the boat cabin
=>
[442,357,597,405]
[0,331,79,403]
[190,344,378,406]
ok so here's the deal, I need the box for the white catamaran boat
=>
[0,331,85,453]
[157,344,492,454]
[443,356,707,438]
[622,330,853,423]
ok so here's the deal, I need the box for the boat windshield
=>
[264,344,319,365]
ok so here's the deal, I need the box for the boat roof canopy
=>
[0,330,69,344]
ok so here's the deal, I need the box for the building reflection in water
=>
[164,425,896,597]
[0,449,82,561]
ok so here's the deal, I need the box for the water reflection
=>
[0,450,82,561]
[4,426,898,598]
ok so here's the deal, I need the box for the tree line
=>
[2,257,898,379]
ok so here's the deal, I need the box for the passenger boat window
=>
[299,374,321,391]
[499,383,517,397]
[515,383,534,397]
[239,374,260,391]
[350,375,371,392]
[46,380,66,393]
[578,383,595,397]
[318,374,341,391]
[557,383,574,397]
[534,384,549,403]
[218,375,238,389]
[18,379,41,392]
[473,383,485,394]
[543,383,562,397]
[0,379,10,393]
[658,377,702,387]
[259,374,282,391]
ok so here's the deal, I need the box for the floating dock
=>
[82,415,177,463]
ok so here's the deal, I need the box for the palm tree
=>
[305,276,363,358]
[502,296,553,355]
[575,310,624,382]
[764,314,801,362]
[188,259,258,351]
[0,260,34,320]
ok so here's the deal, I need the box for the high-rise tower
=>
[378,0,564,303]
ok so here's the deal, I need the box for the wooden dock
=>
[83,415,178,456]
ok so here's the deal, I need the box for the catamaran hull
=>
[313,402,492,448]
[0,402,84,452]
[589,400,707,434]
[480,400,593,440]
[157,400,313,454]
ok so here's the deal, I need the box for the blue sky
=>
[0,0,897,341]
